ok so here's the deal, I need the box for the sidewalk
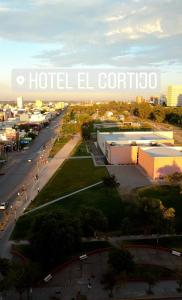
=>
[0,134,81,257]
[27,133,81,202]
[3,280,182,300]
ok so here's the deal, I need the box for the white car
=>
[0,202,8,210]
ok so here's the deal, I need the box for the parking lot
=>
[107,165,152,193]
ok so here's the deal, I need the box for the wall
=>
[138,148,155,179]
[97,131,106,155]
[154,157,182,179]
[138,148,182,179]
[107,145,138,164]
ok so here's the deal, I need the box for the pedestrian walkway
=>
[0,134,81,257]
[28,133,81,202]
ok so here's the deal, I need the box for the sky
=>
[0,0,182,101]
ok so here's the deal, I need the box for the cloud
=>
[0,0,182,69]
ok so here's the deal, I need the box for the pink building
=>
[97,131,182,180]
[97,131,174,165]
[138,147,182,179]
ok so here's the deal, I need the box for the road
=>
[0,114,63,202]
[0,129,81,258]
[0,112,64,256]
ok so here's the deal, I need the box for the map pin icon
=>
[16,75,25,86]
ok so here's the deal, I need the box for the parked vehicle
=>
[0,202,8,210]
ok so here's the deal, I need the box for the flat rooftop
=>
[98,131,173,144]
[141,146,182,157]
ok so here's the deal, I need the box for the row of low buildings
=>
[0,99,66,155]
[97,131,182,180]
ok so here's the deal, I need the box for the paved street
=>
[0,112,82,257]
[0,131,81,257]
[0,114,63,202]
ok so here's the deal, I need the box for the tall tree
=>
[31,210,81,268]
[79,206,108,237]
[108,247,135,275]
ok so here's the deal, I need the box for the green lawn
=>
[71,141,90,156]
[12,156,124,240]
[137,184,182,232]
[28,158,108,209]
[12,184,124,240]
[49,136,70,158]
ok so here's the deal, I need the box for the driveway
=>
[107,165,152,193]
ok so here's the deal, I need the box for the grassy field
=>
[71,141,90,156]
[49,136,70,158]
[12,183,123,240]
[28,158,108,209]
[12,156,124,240]
[137,184,182,232]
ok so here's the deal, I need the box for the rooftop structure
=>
[141,146,182,157]
[97,131,174,159]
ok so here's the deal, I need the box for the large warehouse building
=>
[97,131,182,179]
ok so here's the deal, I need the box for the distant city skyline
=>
[0,0,182,101]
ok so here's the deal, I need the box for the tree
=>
[108,247,135,275]
[0,258,12,299]
[165,172,182,192]
[133,103,152,119]
[12,262,41,300]
[79,206,108,237]
[159,201,175,220]
[103,175,120,188]
[0,259,10,277]
[30,210,81,268]
[126,197,175,235]
[145,271,158,295]
[150,106,166,123]
[176,267,182,293]
[102,270,117,298]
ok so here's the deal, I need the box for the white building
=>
[17,96,23,109]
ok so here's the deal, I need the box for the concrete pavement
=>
[106,165,152,193]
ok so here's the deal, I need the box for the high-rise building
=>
[17,96,23,109]
[136,96,145,103]
[167,85,182,107]
[55,102,65,109]
[35,100,43,109]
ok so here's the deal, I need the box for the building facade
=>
[167,85,182,107]
[97,131,182,180]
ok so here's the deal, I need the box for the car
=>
[0,202,8,210]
